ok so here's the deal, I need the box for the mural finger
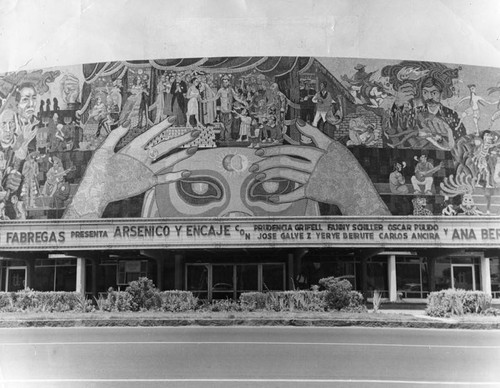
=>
[249,155,314,174]
[268,186,307,204]
[100,119,131,151]
[255,145,324,162]
[436,119,450,136]
[255,167,310,185]
[150,147,198,172]
[135,116,177,147]
[155,170,191,185]
[146,130,200,160]
[429,119,441,135]
[295,119,332,150]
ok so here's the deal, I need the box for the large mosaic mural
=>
[0,57,499,220]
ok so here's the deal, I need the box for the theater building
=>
[0,56,499,302]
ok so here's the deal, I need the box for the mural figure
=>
[411,154,443,195]
[247,118,261,148]
[452,130,500,190]
[213,76,234,141]
[10,194,26,220]
[234,108,252,142]
[171,73,187,126]
[346,117,378,146]
[199,75,217,125]
[266,83,288,130]
[299,80,316,123]
[14,83,40,161]
[440,173,483,215]
[412,197,432,216]
[151,73,166,124]
[383,62,467,150]
[471,130,500,188]
[312,81,335,130]
[60,72,80,109]
[21,151,40,207]
[389,161,408,194]
[120,77,148,129]
[457,84,496,135]
[0,82,41,213]
[0,202,9,220]
[186,77,202,128]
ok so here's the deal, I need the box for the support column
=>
[174,253,183,290]
[287,252,294,290]
[427,257,436,292]
[388,255,397,302]
[481,257,492,296]
[76,257,86,294]
[91,258,99,297]
[156,258,165,291]
[25,259,35,289]
[361,257,368,297]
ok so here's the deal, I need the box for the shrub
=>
[342,290,367,313]
[0,290,92,313]
[0,293,14,311]
[318,276,364,311]
[372,290,383,313]
[125,277,162,312]
[426,289,492,317]
[240,292,269,311]
[482,307,500,316]
[159,291,198,312]
[204,299,242,312]
[240,291,327,312]
[97,289,133,312]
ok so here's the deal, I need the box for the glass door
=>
[451,265,475,290]
[6,266,27,291]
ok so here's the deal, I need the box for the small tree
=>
[318,276,357,311]
[125,277,162,311]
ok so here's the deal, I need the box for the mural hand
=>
[63,116,200,219]
[420,116,455,150]
[251,120,390,215]
[5,170,22,193]
[15,124,39,160]
[394,82,415,107]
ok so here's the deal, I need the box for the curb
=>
[1,318,499,330]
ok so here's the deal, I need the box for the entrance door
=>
[451,265,475,290]
[6,267,27,292]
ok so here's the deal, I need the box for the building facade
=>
[0,56,499,301]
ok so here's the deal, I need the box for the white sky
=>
[0,0,498,72]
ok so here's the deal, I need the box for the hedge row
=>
[240,291,328,312]
[0,277,367,313]
[426,289,492,317]
[9,280,498,317]
[0,289,91,313]
[97,289,198,312]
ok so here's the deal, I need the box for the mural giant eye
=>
[248,178,298,203]
[176,177,224,205]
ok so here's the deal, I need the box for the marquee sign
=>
[0,217,499,251]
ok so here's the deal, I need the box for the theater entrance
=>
[186,262,286,300]
[6,266,27,292]
[451,264,476,291]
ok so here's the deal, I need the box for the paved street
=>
[0,326,499,387]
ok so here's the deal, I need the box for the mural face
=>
[0,56,498,220]
[144,148,320,218]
